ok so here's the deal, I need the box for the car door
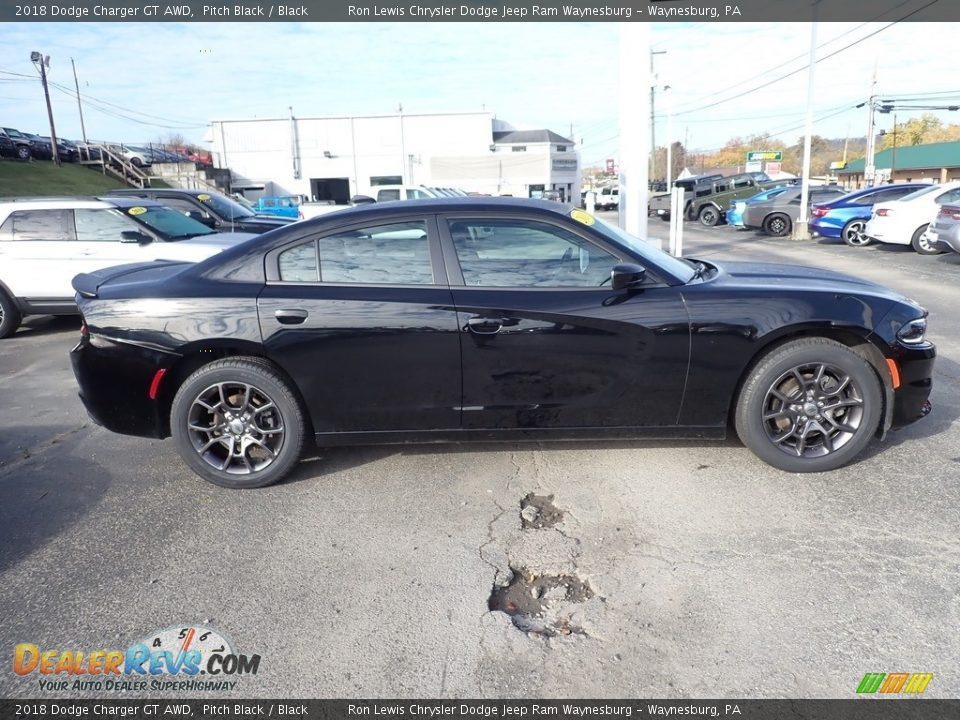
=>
[439,213,689,431]
[0,208,78,301]
[257,214,462,434]
[73,208,155,273]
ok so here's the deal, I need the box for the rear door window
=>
[0,209,75,241]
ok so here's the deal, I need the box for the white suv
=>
[0,197,256,338]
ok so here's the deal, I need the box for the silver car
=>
[925,204,960,254]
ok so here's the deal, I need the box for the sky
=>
[1,16,958,168]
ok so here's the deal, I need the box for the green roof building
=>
[837,140,960,187]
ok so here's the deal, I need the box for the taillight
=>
[812,206,829,217]
[875,208,891,217]
[938,206,960,221]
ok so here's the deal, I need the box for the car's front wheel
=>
[170,358,306,488]
[842,219,871,247]
[0,290,22,339]
[16,145,30,160]
[735,338,882,473]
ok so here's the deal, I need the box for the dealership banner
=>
[1,700,960,719]
[2,0,959,23]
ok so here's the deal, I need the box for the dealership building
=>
[205,111,581,204]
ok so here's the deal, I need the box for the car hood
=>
[248,214,294,226]
[710,259,913,304]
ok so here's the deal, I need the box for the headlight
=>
[897,317,927,345]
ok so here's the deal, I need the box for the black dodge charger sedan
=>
[70,198,935,488]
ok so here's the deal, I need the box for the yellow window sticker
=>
[570,209,595,226]
[128,206,147,216]
[197,194,211,202]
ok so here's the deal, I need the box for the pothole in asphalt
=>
[488,566,594,637]
[519,493,564,529]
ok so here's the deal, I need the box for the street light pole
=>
[619,22,651,240]
[31,51,60,167]
[650,50,666,185]
[794,6,819,241]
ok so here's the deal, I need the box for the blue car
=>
[727,185,792,227]
[809,183,928,246]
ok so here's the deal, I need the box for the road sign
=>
[745,161,763,173]
[766,161,782,175]
[746,151,783,162]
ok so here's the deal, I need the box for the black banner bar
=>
[2,700,959,720]
[2,0,959,23]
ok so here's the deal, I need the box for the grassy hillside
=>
[0,160,133,197]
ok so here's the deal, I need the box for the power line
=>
[48,82,207,130]
[672,0,942,118]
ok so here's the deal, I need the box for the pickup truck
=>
[252,195,302,219]
[594,186,619,211]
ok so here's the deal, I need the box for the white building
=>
[206,111,580,204]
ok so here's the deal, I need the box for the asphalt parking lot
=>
[0,216,958,699]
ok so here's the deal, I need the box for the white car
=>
[595,186,620,211]
[0,197,255,338]
[865,182,960,254]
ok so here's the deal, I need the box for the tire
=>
[911,224,942,255]
[0,290,22,339]
[16,145,30,161]
[699,205,721,227]
[658,213,671,222]
[170,357,306,488]
[130,156,143,168]
[734,338,883,473]
[841,219,871,247]
[764,213,791,237]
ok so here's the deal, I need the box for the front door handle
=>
[466,317,504,335]
[274,309,308,325]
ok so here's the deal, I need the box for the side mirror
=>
[610,263,647,291]
[120,230,152,244]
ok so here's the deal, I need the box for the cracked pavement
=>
[0,218,958,698]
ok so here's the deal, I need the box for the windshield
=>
[592,217,696,283]
[899,185,942,202]
[196,192,256,219]
[123,205,218,240]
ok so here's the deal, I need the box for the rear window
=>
[899,185,942,202]
[0,209,75,241]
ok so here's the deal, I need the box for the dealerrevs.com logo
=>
[14,625,260,692]
[856,672,933,695]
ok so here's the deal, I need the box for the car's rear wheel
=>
[0,290,22,339]
[911,224,942,255]
[735,338,882,473]
[16,145,30,160]
[764,213,791,237]
[841,219,871,247]
[170,358,306,488]
[699,205,721,227]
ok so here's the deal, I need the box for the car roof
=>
[306,196,572,223]
[0,197,117,210]
[107,188,221,197]
[96,196,165,208]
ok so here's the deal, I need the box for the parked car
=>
[687,172,784,227]
[864,182,960,254]
[649,174,724,220]
[369,184,458,202]
[727,186,792,228]
[0,127,33,160]
[595,186,619,211]
[808,183,929,246]
[69,198,934,488]
[921,203,960,255]
[105,188,295,234]
[0,197,257,338]
[25,134,79,162]
[252,195,302,219]
[742,185,848,236]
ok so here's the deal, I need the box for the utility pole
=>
[31,51,60,166]
[70,57,87,144]
[863,62,879,187]
[619,22,651,239]
[891,113,897,180]
[650,50,666,185]
[794,6,819,240]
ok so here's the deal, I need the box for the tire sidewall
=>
[700,206,719,226]
[0,291,21,339]
[735,341,883,473]
[842,219,869,246]
[170,361,304,489]
[911,224,940,255]
[765,214,790,236]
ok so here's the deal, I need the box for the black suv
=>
[105,188,295,234]
[0,128,32,160]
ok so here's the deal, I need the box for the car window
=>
[733,177,753,189]
[378,189,401,202]
[449,218,619,288]
[279,221,433,285]
[160,197,208,218]
[74,209,137,242]
[0,209,75,241]
[899,185,942,202]
[851,191,880,205]
[934,187,960,205]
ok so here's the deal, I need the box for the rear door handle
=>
[466,317,504,335]
[274,309,308,325]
